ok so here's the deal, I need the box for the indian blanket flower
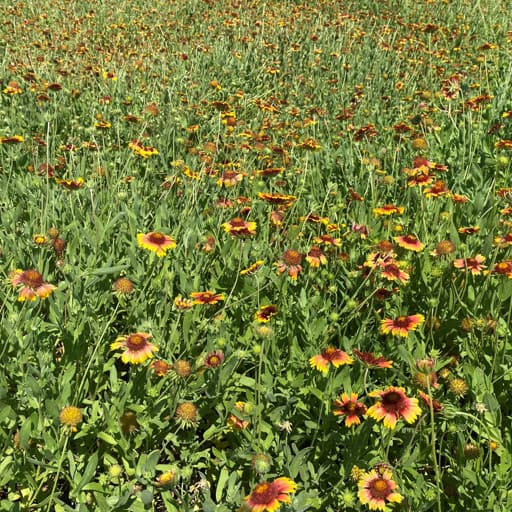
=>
[55,177,85,189]
[380,263,409,284]
[128,139,159,157]
[353,349,393,369]
[372,205,404,216]
[190,291,225,304]
[174,295,194,310]
[306,246,327,267]
[358,469,403,511]
[275,249,303,280]
[150,359,171,376]
[10,269,57,301]
[492,261,512,277]
[310,347,353,374]
[452,255,486,275]
[244,477,297,512]
[418,390,443,413]
[313,234,342,247]
[367,386,422,429]
[221,217,257,237]
[333,393,367,427]
[204,350,225,368]
[394,234,424,252]
[255,305,278,322]
[380,314,424,337]
[494,233,512,247]
[110,332,158,364]
[137,231,176,256]
[257,192,296,208]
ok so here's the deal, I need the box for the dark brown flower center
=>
[382,391,403,411]
[22,269,44,289]
[283,250,302,265]
[126,334,146,350]
[251,482,278,504]
[370,478,391,498]
[394,316,410,327]
[148,232,165,244]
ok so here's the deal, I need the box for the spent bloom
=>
[275,249,303,280]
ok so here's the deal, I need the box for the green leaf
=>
[215,467,229,503]
[75,452,98,493]
[97,432,117,445]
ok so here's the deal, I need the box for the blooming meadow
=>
[1,0,512,510]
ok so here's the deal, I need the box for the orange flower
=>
[333,393,367,427]
[137,231,176,256]
[380,263,409,284]
[55,177,85,189]
[313,234,342,246]
[492,261,512,277]
[310,347,353,373]
[257,192,296,208]
[452,255,486,275]
[190,291,225,304]
[367,386,421,429]
[221,217,257,237]
[394,234,424,252]
[275,249,303,280]
[111,332,158,364]
[358,469,403,510]
[494,233,512,247]
[240,260,264,275]
[418,390,444,413]
[372,205,404,216]
[353,349,393,369]
[10,269,56,301]
[380,314,424,337]
[244,477,297,512]
[305,246,327,267]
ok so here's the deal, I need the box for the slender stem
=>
[46,434,69,512]
[426,380,443,512]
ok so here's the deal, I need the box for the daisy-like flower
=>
[424,180,451,198]
[55,177,85,190]
[110,332,158,364]
[452,255,486,275]
[128,139,158,158]
[380,314,424,337]
[255,305,278,323]
[240,260,264,275]
[10,269,57,301]
[221,217,257,237]
[493,233,512,247]
[310,347,353,374]
[306,246,327,267]
[257,192,297,208]
[0,135,24,144]
[358,469,403,511]
[394,234,424,252]
[372,205,404,216]
[275,249,303,280]
[492,261,512,277]
[380,263,409,284]
[244,477,297,512]
[204,350,224,368]
[190,291,225,304]
[333,393,367,427]
[366,386,422,429]
[353,349,393,369]
[137,231,176,257]
[313,234,342,247]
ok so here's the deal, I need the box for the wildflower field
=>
[1,0,512,510]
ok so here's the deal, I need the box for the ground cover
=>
[0,0,511,510]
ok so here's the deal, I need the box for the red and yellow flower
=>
[452,255,486,275]
[10,269,56,301]
[353,349,393,369]
[244,477,297,512]
[333,393,367,427]
[358,469,403,510]
[240,260,264,275]
[255,305,278,323]
[305,246,327,267]
[394,234,424,252]
[310,347,353,374]
[221,217,257,237]
[137,231,176,256]
[111,332,158,364]
[380,314,424,337]
[372,205,404,216]
[366,386,421,429]
[190,291,225,305]
[275,249,303,280]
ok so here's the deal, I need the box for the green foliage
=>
[0,0,511,510]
